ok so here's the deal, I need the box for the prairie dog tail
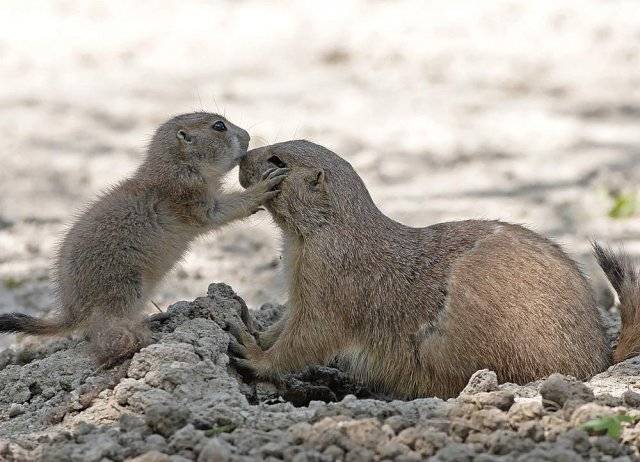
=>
[0,313,68,336]
[593,243,640,362]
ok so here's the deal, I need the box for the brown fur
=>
[0,112,287,366]
[230,140,612,399]
[593,243,640,362]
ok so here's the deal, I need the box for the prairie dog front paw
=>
[245,167,289,208]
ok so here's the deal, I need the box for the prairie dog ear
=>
[310,168,325,191]
[176,129,193,144]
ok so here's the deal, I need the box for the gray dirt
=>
[0,283,639,461]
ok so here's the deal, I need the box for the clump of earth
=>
[0,283,639,461]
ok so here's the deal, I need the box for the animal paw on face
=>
[255,167,289,200]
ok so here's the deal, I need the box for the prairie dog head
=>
[239,140,372,234]
[147,112,250,184]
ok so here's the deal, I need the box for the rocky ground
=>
[0,284,639,462]
[1,0,640,349]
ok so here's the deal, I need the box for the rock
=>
[569,403,617,426]
[459,370,498,395]
[384,415,413,433]
[540,374,594,409]
[377,441,410,458]
[591,435,622,457]
[507,401,545,424]
[341,418,392,449]
[622,389,640,408]
[460,390,514,411]
[145,403,191,438]
[0,283,638,461]
[130,451,171,462]
[434,442,475,461]
[276,366,378,407]
[323,444,344,460]
[8,403,25,417]
[197,438,232,462]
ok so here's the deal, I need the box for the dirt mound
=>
[0,284,639,461]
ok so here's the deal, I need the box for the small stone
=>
[591,435,622,456]
[120,413,145,432]
[288,422,313,444]
[75,421,96,435]
[541,414,571,441]
[169,424,204,452]
[146,434,168,450]
[459,370,498,395]
[413,431,448,457]
[198,438,232,462]
[507,400,544,424]
[595,393,623,407]
[384,415,412,434]
[8,403,25,417]
[342,418,391,450]
[345,447,375,462]
[460,390,514,411]
[517,421,545,442]
[323,445,344,459]
[475,455,502,462]
[145,403,191,437]
[259,441,285,458]
[393,427,421,449]
[130,451,171,462]
[378,441,410,458]
[292,450,326,462]
[540,374,594,409]
[144,433,168,452]
[169,456,193,462]
[395,452,422,462]
[557,428,591,455]
[434,443,475,462]
[569,403,616,426]
[623,389,640,408]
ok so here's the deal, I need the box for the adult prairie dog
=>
[0,112,287,366]
[229,140,638,399]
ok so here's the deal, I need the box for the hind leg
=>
[88,315,151,368]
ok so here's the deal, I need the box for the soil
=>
[0,284,639,461]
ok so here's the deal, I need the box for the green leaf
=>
[582,414,639,439]
[204,423,237,436]
[582,418,612,433]
[608,192,638,219]
[3,277,23,289]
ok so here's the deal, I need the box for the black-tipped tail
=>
[0,313,64,336]
[593,243,640,362]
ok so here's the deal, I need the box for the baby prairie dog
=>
[230,140,640,399]
[0,112,287,366]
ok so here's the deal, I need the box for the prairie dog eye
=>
[212,121,227,132]
[267,155,287,168]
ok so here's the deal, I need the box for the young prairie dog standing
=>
[0,112,287,366]
[229,140,639,399]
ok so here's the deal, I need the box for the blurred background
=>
[0,0,639,349]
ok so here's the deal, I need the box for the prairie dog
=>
[593,244,640,362]
[228,140,634,399]
[0,112,287,366]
